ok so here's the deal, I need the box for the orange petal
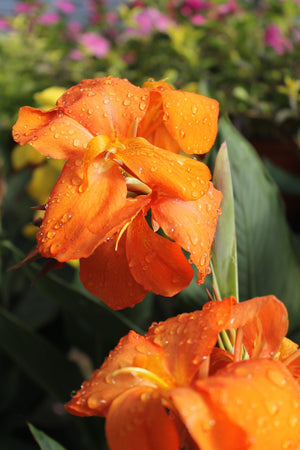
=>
[116,137,211,201]
[126,212,194,297]
[152,182,222,284]
[12,106,93,159]
[37,158,128,261]
[56,77,149,138]
[65,331,172,417]
[230,295,289,358]
[194,359,300,449]
[106,387,180,450]
[80,232,147,309]
[277,337,299,361]
[167,387,248,450]
[158,87,219,155]
[146,298,234,386]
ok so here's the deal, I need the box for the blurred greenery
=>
[1,0,300,448]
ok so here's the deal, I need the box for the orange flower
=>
[65,295,300,449]
[12,77,221,309]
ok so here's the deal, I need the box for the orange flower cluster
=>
[66,296,300,450]
[13,77,221,309]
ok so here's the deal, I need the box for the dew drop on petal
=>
[139,101,147,111]
[266,368,287,388]
[87,393,106,409]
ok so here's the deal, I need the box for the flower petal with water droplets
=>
[116,137,211,201]
[80,233,148,310]
[13,106,93,159]
[106,387,180,450]
[37,158,127,261]
[57,77,150,138]
[126,212,194,297]
[152,182,222,285]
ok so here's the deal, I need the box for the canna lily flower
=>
[65,295,300,449]
[12,77,221,309]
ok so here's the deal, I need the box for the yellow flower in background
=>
[33,86,66,111]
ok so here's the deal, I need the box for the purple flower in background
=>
[55,0,76,14]
[134,7,173,35]
[265,24,293,55]
[39,12,60,25]
[14,2,38,14]
[80,32,110,58]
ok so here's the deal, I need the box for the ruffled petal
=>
[106,387,180,450]
[166,387,247,450]
[146,298,234,386]
[37,157,127,261]
[126,212,194,297]
[65,331,173,417]
[80,233,147,310]
[230,295,289,358]
[12,106,93,159]
[152,182,222,284]
[116,137,211,201]
[194,359,300,449]
[56,77,149,138]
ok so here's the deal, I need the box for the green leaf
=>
[0,306,82,400]
[263,159,300,195]
[217,117,300,332]
[211,142,239,300]
[28,423,67,450]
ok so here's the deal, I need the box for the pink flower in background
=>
[55,0,76,14]
[217,1,238,15]
[67,20,82,35]
[69,49,84,60]
[80,32,110,58]
[191,14,206,25]
[39,12,60,25]
[14,2,38,14]
[183,0,209,12]
[106,11,118,24]
[0,18,10,30]
[134,7,174,35]
[265,24,293,55]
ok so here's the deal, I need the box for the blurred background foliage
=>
[0,0,300,448]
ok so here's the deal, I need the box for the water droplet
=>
[103,98,110,105]
[47,230,56,239]
[123,98,131,106]
[139,101,147,111]
[265,400,279,416]
[192,105,198,114]
[289,416,298,427]
[180,130,185,138]
[267,368,287,388]
[87,393,106,409]
[72,176,82,186]
[50,242,62,254]
[54,133,60,139]
[61,213,72,223]
[73,139,80,147]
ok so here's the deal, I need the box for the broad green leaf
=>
[0,306,82,400]
[28,423,67,450]
[211,142,238,300]
[217,117,300,332]
[263,159,300,195]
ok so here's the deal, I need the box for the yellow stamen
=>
[79,135,111,192]
[111,367,170,389]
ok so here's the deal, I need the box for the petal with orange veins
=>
[152,182,222,284]
[166,387,248,450]
[194,359,300,449]
[37,157,128,261]
[116,137,211,201]
[65,331,173,417]
[106,387,180,450]
[126,212,193,297]
[146,298,234,386]
[80,232,147,310]
[56,77,150,138]
[230,295,289,359]
[158,87,219,155]
[12,106,93,159]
